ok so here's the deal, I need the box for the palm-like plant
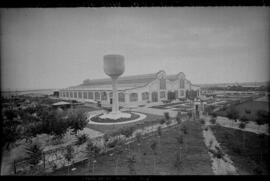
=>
[25,143,43,168]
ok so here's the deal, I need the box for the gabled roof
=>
[66,71,191,91]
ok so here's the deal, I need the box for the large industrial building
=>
[59,70,200,106]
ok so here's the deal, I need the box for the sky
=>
[1,7,269,91]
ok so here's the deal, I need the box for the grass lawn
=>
[51,120,213,175]
[87,113,163,135]
[216,100,269,122]
[211,125,269,175]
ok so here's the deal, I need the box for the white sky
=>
[1,7,269,90]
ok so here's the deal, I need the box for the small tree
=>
[238,121,246,151]
[68,111,88,135]
[86,141,100,174]
[103,134,110,153]
[114,138,125,175]
[135,132,142,153]
[120,127,134,155]
[157,126,162,145]
[64,145,74,175]
[126,154,136,175]
[176,112,182,125]
[160,119,165,125]
[180,125,188,135]
[164,112,170,121]
[150,140,157,174]
[255,110,269,132]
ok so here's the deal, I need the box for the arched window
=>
[78,91,82,98]
[142,92,149,100]
[179,78,185,89]
[160,78,166,90]
[74,92,78,98]
[101,92,107,100]
[129,93,138,102]
[70,92,73,98]
[83,92,87,99]
[88,92,93,99]
[118,92,125,102]
[66,92,69,98]
[95,92,100,100]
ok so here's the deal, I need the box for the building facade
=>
[59,70,200,106]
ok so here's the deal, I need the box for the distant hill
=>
[196,81,270,88]
[1,88,59,97]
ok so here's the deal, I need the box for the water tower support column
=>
[112,77,119,114]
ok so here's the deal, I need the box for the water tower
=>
[103,54,125,114]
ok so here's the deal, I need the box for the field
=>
[51,120,213,175]
[216,100,269,121]
[212,125,269,175]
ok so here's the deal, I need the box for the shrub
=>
[120,127,134,138]
[245,109,251,114]
[164,112,170,120]
[160,119,165,125]
[200,119,205,125]
[75,133,89,145]
[226,107,239,121]
[180,125,188,134]
[210,118,216,125]
[239,122,246,129]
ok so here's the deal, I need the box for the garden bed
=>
[51,120,213,175]
[211,125,269,175]
[90,112,140,123]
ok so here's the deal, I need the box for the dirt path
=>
[201,116,238,175]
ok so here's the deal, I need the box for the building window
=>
[129,93,138,102]
[78,92,82,98]
[95,92,100,100]
[74,92,78,98]
[88,92,93,99]
[119,92,125,102]
[83,92,87,99]
[101,92,107,101]
[109,92,113,98]
[66,92,69,98]
[142,92,149,100]
[180,78,185,89]
[180,90,184,97]
[160,78,166,90]
[160,91,166,98]
[70,92,73,98]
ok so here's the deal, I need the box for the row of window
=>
[60,91,168,102]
